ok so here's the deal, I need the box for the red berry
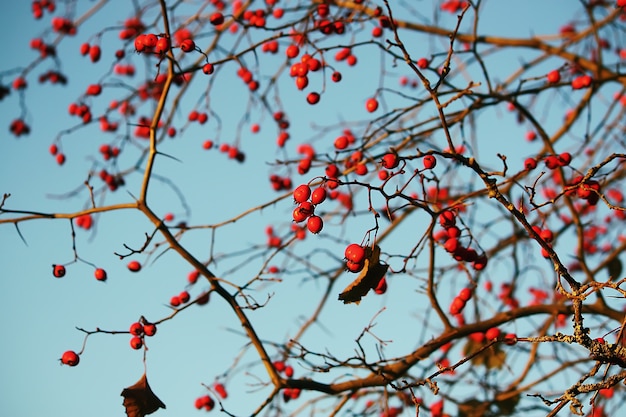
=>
[306,92,320,105]
[546,70,561,84]
[170,295,181,306]
[79,42,90,56]
[179,290,190,304]
[307,215,323,234]
[345,244,366,264]
[286,44,300,59]
[524,158,537,170]
[293,184,311,203]
[94,268,107,281]
[331,71,342,82]
[310,187,327,205]
[86,84,102,96]
[129,322,144,336]
[423,154,437,169]
[143,323,157,336]
[374,276,387,294]
[449,296,466,315]
[458,287,472,301]
[155,37,170,54]
[53,264,66,278]
[188,270,200,284]
[180,38,195,52]
[210,12,225,25]
[143,33,158,47]
[127,260,141,272]
[202,63,214,74]
[485,327,501,340]
[130,336,143,350]
[365,97,379,112]
[345,259,365,273]
[61,350,80,366]
[89,45,101,62]
[214,383,228,399]
[381,153,398,169]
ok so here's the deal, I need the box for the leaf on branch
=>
[339,245,388,304]
[121,373,166,417]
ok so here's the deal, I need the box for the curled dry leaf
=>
[339,245,388,304]
[121,373,166,417]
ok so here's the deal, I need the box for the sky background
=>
[0,1,623,417]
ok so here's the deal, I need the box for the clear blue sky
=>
[0,1,623,416]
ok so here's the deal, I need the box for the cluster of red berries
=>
[10,119,30,137]
[47,144,66,165]
[129,320,157,350]
[236,67,259,91]
[114,64,136,77]
[434,210,488,270]
[265,225,283,248]
[78,43,101,62]
[29,37,55,59]
[344,243,367,273]
[568,175,601,206]
[269,174,292,191]
[188,110,209,124]
[449,287,473,315]
[194,382,227,411]
[68,102,92,124]
[134,33,171,55]
[170,290,190,307]
[571,74,592,89]
[292,184,327,234]
[118,17,145,40]
[99,117,120,133]
[32,0,55,19]
[38,70,67,84]
[51,16,76,35]
[98,168,125,191]
[75,214,93,230]
[287,46,323,92]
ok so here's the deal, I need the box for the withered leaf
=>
[121,373,166,417]
[339,245,388,304]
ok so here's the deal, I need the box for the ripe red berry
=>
[458,287,472,301]
[307,215,323,234]
[127,260,141,272]
[170,295,181,306]
[374,276,387,294]
[130,336,143,350]
[331,71,342,82]
[546,70,561,84]
[86,84,102,96]
[293,184,311,203]
[79,42,90,56]
[306,92,320,105]
[154,37,170,54]
[53,264,66,278]
[423,154,437,169]
[345,243,366,264]
[143,323,157,336]
[179,290,190,304]
[129,322,144,336]
[310,187,327,205]
[180,38,195,52]
[94,268,107,281]
[143,33,158,47]
[214,383,228,399]
[286,44,300,59]
[524,158,537,170]
[89,45,101,62]
[381,153,399,169]
[365,97,379,112]
[202,63,214,74]
[210,12,225,25]
[55,153,66,165]
[195,395,215,411]
[61,350,80,366]
[485,327,501,340]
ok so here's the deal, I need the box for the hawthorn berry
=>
[331,71,342,82]
[381,153,399,169]
[345,243,366,264]
[458,287,472,301]
[195,395,215,411]
[524,158,537,170]
[60,350,80,366]
[89,45,101,62]
[286,44,300,59]
[307,215,323,234]
[127,260,141,272]
[143,323,157,336]
[546,70,561,84]
[306,92,320,105]
[202,63,214,75]
[129,322,144,336]
[423,154,437,169]
[485,327,501,340]
[154,37,170,54]
[179,290,190,304]
[310,187,327,205]
[94,268,107,281]
[374,276,387,294]
[293,184,311,203]
[180,38,195,52]
[214,383,228,399]
[210,12,225,25]
[52,264,66,278]
[365,97,379,112]
[170,295,181,306]
[129,336,143,350]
